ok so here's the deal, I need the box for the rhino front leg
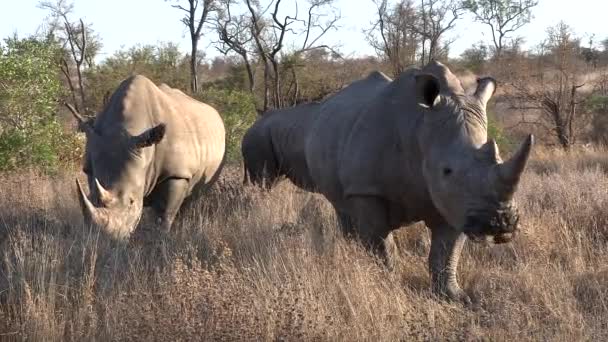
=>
[151,178,190,232]
[428,223,469,304]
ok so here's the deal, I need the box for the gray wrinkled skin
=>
[73,75,225,239]
[241,102,320,191]
[248,61,533,304]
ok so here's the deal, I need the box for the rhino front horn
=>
[498,134,534,190]
[75,178,107,226]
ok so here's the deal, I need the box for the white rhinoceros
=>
[245,61,533,303]
[70,75,225,239]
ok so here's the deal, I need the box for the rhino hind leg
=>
[428,223,470,305]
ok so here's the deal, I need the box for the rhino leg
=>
[335,209,355,236]
[150,178,190,232]
[347,196,394,269]
[428,223,470,304]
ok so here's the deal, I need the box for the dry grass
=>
[1,149,608,341]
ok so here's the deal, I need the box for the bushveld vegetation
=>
[2,0,608,340]
[1,148,608,340]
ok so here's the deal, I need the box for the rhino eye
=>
[442,168,453,176]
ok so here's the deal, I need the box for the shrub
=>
[0,36,80,172]
[487,111,511,152]
[198,88,257,163]
[588,95,608,145]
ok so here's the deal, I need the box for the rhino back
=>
[305,71,393,200]
[337,71,431,205]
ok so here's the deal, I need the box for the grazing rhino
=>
[241,102,320,190]
[69,75,225,239]
[247,61,533,303]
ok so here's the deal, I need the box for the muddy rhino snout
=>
[463,205,520,244]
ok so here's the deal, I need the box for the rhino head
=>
[415,65,533,244]
[69,105,166,239]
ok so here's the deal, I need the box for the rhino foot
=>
[443,284,472,306]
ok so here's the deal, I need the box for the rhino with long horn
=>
[244,61,533,304]
[69,76,225,239]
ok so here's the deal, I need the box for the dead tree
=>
[169,0,217,93]
[415,0,462,64]
[39,0,98,113]
[244,0,340,111]
[287,0,341,104]
[509,78,587,150]
[462,0,538,59]
[366,0,420,77]
[215,0,256,92]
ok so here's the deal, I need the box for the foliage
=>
[86,43,191,111]
[487,110,511,151]
[462,0,538,58]
[198,87,257,162]
[0,36,80,172]
[459,41,488,73]
[587,95,608,145]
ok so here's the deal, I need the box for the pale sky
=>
[0,0,606,62]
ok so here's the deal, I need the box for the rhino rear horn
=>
[498,134,534,192]
[478,139,501,163]
[415,74,441,108]
[95,178,115,206]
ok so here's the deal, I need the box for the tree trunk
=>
[291,65,299,106]
[262,59,271,112]
[271,59,281,109]
[190,37,199,93]
[244,57,255,93]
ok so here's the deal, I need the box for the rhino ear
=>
[65,102,96,136]
[415,73,441,109]
[474,77,497,108]
[131,124,166,149]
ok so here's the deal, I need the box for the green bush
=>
[486,109,511,152]
[0,36,79,172]
[198,88,257,162]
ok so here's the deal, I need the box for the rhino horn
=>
[94,178,115,206]
[75,179,106,226]
[478,139,501,163]
[497,134,534,193]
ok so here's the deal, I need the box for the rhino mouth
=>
[463,208,520,244]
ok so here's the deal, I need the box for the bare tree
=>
[462,0,538,59]
[287,0,341,104]
[416,0,462,64]
[244,0,340,111]
[507,22,591,150]
[39,0,101,114]
[169,0,218,93]
[215,0,256,92]
[366,0,420,77]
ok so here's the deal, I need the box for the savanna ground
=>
[1,147,608,341]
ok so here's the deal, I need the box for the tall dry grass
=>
[1,149,608,341]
